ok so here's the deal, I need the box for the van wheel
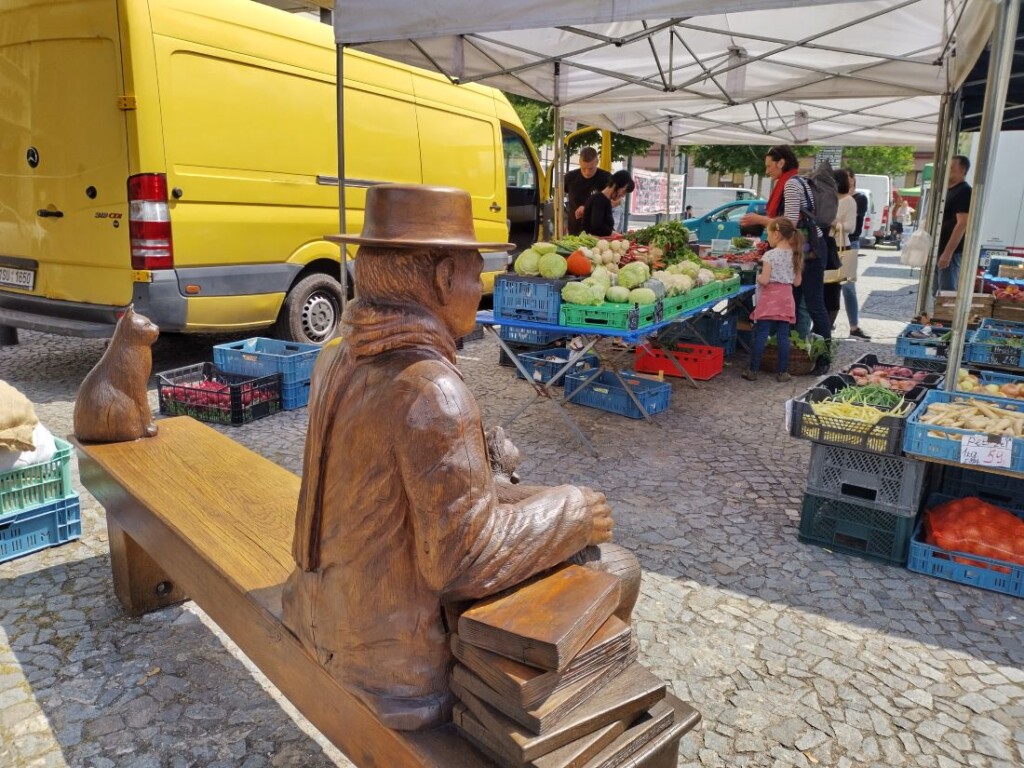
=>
[276,273,343,344]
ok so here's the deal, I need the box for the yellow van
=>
[0,0,546,343]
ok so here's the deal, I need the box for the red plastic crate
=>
[633,343,724,381]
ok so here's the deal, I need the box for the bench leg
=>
[0,325,17,346]
[107,516,188,616]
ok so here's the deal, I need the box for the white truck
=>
[966,131,1024,262]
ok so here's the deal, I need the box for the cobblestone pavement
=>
[1,249,1022,767]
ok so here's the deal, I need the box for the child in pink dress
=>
[743,217,804,382]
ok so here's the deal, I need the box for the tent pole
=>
[336,44,349,308]
[665,119,673,222]
[943,0,1020,393]
[552,62,564,239]
[915,93,959,316]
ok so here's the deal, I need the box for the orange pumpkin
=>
[566,250,593,277]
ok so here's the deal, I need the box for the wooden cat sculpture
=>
[73,306,160,443]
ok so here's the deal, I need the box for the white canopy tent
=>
[333,0,995,148]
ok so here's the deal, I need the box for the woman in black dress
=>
[581,170,635,237]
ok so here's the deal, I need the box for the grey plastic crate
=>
[806,443,930,518]
[902,356,947,373]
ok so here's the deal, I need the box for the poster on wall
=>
[629,170,686,216]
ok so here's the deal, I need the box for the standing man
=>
[845,169,868,253]
[936,155,973,292]
[564,147,611,235]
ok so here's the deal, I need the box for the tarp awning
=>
[334,0,995,147]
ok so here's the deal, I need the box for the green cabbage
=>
[677,261,700,279]
[533,241,558,255]
[561,281,604,306]
[539,253,568,279]
[618,262,650,289]
[590,266,612,287]
[605,286,630,303]
[514,249,541,275]
[628,287,658,305]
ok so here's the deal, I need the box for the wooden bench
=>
[77,417,700,767]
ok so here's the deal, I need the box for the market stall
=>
[477,228,751,454]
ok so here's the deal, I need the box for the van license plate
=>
[0,266,35,291]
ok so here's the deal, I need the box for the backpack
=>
[803,160,839,229]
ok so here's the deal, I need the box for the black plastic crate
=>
[798,492,916,565]
[789,374,925,456]
[842,354,945,389]
[498,339,566,368]
[158,362,281,426]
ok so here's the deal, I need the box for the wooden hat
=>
[327,184,514,252]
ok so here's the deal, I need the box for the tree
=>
[675,144,818,195]
[505,94,653,161]
[838,146,916,177]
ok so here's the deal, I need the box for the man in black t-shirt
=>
[844,169,868,248]
[564,147,611,235]
[936,155,973,292]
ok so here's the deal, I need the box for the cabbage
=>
[580,278,607,304]
[561,281,604,306]
[676,274,694,294]
[628,287,658,306]
[696,268,715,287]
[605,286,630,303]
[533,242,558,255]
[618,262,650,289]
[514,249,541,276]
[677,261,700,279]
[643,279,666,299]
[539,253,568,279]
[590,266,612,287]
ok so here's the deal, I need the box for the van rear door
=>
[0,0,132,307]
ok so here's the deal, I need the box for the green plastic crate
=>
[798,492,916,565]
[662,282,719,317]
[559,301,661,330]
[0,437,73,516]
[716,275,741,298]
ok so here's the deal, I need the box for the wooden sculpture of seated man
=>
[282,184,640,732]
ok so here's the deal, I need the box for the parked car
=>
[683,200,768,243]
[683,187,758,217]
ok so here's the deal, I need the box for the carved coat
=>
[283,301,592,730]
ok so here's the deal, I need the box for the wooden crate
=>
[932,292,992,324]
[992,302,1024,323]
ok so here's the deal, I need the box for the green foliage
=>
[839,146,916,176]
[675,145,818,178]
[505,93,653,161]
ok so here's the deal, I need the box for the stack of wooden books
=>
[450,564,685,767]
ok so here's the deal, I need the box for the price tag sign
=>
[960,434,1013,468]
[989,344,1021,367]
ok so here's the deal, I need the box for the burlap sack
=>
[0,380,38,452]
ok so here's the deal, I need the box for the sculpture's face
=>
[443,250,484,338]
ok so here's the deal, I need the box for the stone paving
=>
[1,248,1022,767]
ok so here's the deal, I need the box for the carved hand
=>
[581,487,614,545]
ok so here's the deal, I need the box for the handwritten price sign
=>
[960,434,1013,469]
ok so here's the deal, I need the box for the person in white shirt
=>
[832,171,869,340]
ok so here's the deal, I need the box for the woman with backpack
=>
[740,145,832,375]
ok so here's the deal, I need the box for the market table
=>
[477,285,754,455]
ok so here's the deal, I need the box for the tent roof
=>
[335,0,994,147]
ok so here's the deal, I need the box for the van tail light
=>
[128,173,173,270]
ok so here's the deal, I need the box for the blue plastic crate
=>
[515,347,600,386]
[0,494,82,564]
[903,389,1024,473]
[678,313,738,346]
[907,494,1024,599]
[493,275,567,323]
[939,466,1024,510]
[964,319,1024,368]
[499,324,567,346]
[214,338,320,410]
[895,324,949,364]
[564,370,671,420]
[281,379,313,410]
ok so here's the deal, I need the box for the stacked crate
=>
[493,275,570,367]
[0,437,82,564]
